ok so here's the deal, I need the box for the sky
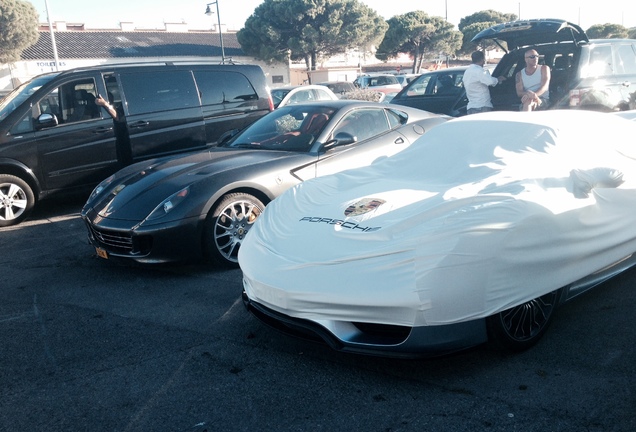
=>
[27,0,636,32]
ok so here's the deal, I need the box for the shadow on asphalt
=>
[28,195,88,221]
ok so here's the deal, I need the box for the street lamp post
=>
[205,1,226,63]
[44,0,60,71]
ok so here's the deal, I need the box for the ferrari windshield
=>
[0,74,58,121]
[225,105,336,152]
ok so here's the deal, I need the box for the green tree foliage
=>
[458,10,516,54]
[0,0,39,63]
[460,22,497,54]
[376,11,462,73]
[237,0,387,70]
[586,23,629,39]
[458,10,516,31]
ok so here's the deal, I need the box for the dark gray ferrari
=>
[81,100,448,266]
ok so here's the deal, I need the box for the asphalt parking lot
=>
[1,198,635,431]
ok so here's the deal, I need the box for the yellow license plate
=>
[96,247,108,259]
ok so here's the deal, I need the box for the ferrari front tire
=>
[204,193,265,267]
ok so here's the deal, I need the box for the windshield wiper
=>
[228,143,260,149]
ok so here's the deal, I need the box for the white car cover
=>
[240,110,636,327]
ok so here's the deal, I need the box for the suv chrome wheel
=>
[0,175,35,227]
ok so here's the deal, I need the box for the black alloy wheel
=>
[487,289,561,352]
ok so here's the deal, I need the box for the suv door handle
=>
[130,120,150,128]
[621,81,631,87]
[93,126,113,134]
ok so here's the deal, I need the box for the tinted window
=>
[385,109,404,128]
[10,77,100,134]
[368,76,399,86]
[581,46,614,78]
[405,74,434,96]
[0,74,56,121]
[323,83,353,93]
[104,74,123,111]
[271,89,291,107]
[288,89,314,103]
[193,71,258,105]
[314,88,335,100]
[434,72,464,95]
[120,70,200,115]
[332,108,390,142]
[616,43,636,74]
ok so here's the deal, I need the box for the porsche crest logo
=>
[344,198,386,217]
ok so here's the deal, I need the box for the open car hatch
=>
[471,19,589,53]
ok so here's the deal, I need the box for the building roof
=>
[21,30,243,60]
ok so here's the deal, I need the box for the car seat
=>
[550,55,572,106]
[353,112,385,141]
[436,75,459,95]
[69,89,100,122]
[301,113,329,135]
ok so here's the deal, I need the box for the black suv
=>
[391,19,636,116]
[0,62,273,226]
[389,66,474,117]
[472,19,636,112]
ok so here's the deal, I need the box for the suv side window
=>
[376,76,396,86]
[616,44,636,75]
[354,77,369,88]
[193,71,258,105]
[120,70,200,115]
[103,74,123,113]
[10,78,100,134]
[405,74,433,96]
[434,72,463,95]
[60,79,101,123]
[582,46,614,77]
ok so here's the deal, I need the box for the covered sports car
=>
[240,110,636,357]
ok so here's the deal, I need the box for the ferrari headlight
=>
[146,187,190,221]
[88,175,116,201]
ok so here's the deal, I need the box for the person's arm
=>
[95,95,118,120]
[515,71,525,97]
[481,69,500,87]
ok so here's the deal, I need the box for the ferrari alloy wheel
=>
[205,193,265,267]
[0,175,35,227]
[487,289,561,352]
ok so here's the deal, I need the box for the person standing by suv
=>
[464,50,506,115]
[516,49,551,111]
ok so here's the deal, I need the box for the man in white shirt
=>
[464,50,505,115]
[516,48,550,111]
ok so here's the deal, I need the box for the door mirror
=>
[218,128,240,146]
[35,113,58,130]
[320,132,357,152]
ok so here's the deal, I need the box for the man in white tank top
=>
[515,49,551,111]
